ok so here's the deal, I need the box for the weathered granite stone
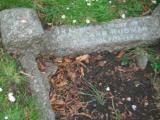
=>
[19,52,55,120]
[0,8,44,53]
[136,53,148,70]
[153,4,160,16]
[41,62,58,93]
[41,15,160,56]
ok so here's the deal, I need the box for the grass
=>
[0,0,159,25]
[79,80,108,106]
[0,49,40,120]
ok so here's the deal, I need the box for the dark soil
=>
[37,47,160,120]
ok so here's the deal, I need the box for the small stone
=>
[99,82,103,86]
[136,53,148,70]
[131,105,137,111]
[105,86,110,91]
[126,97,131,101]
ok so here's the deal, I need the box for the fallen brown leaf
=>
[37,60,46,71]
[76,54,90,62]
[52,99,65,111]
[71,112,92,120]
[80,67,85,77]
[116,50,125,58]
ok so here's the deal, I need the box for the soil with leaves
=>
[37,46,160,120]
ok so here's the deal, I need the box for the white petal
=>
[8,92,13,96]
[0,87,3,92]
[126,97,131,101]
[121,14,126,19]
[87,3,91,6]
[61,15,66,19]
[86,19,90,24]
[8,93,16,102]
[72,20,77,23]
[132,105,137,111]
[4,116,8,120]
[151,0,157,4]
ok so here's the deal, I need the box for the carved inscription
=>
[104,21,148,42]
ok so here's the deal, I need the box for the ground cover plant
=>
[0,0,159,26]
[37,45,160,120]
[0,49,40,120]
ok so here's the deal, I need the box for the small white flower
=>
[105,87,110,91]
[126,97,131,101]
[151,0,157,4]
[132,105,137,111]
[86,19,90,24]
[8,92,16,102]
[4,116,8,120]
[96,0,99,1]
[0,87,3,92]
[87,2,91,6]
[109,1,112,4]
[86,0,89,2]
[61,15,66,19]
[72,20,77,24]
[121,14,126,19]
[66,7,70,10]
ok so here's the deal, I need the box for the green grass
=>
[79,80,108,106]
[0,0,159,25]
[0,49,40,120]
[0,0,33,10]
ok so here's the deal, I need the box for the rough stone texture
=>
[41,15,160,56]
[136,53,148,70]
[19,52,55,120]
[41,61,58,93]
[153,4,160,16]
[0,8,44,53]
